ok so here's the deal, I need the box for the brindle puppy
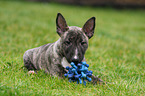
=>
[23,13,103,84]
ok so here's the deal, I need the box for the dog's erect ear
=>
[82,17,95,39]
[56,13,69,36]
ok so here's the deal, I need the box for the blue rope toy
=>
[64,61,93,85]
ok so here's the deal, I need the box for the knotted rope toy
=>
[64,61,93,85]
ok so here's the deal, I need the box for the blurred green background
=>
[0,0,145,95]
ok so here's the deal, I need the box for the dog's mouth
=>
[67,58,82,65]
[71,60,81,65]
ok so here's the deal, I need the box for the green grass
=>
[0,1,145,95]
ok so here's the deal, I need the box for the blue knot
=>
[64,61,93,85]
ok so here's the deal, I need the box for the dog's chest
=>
[61,57,71,68]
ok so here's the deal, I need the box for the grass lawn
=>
[0,1,145,95]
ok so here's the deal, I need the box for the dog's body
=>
[23,13,102,84]
[23,26,87,76]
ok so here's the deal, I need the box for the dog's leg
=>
[23,51,37,74]
[24,60,37,74]
[23,57,36,70]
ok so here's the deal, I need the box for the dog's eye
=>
[64,41,70,45]
[81,42,86,45]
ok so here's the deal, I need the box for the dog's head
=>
[56,13,95,64]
